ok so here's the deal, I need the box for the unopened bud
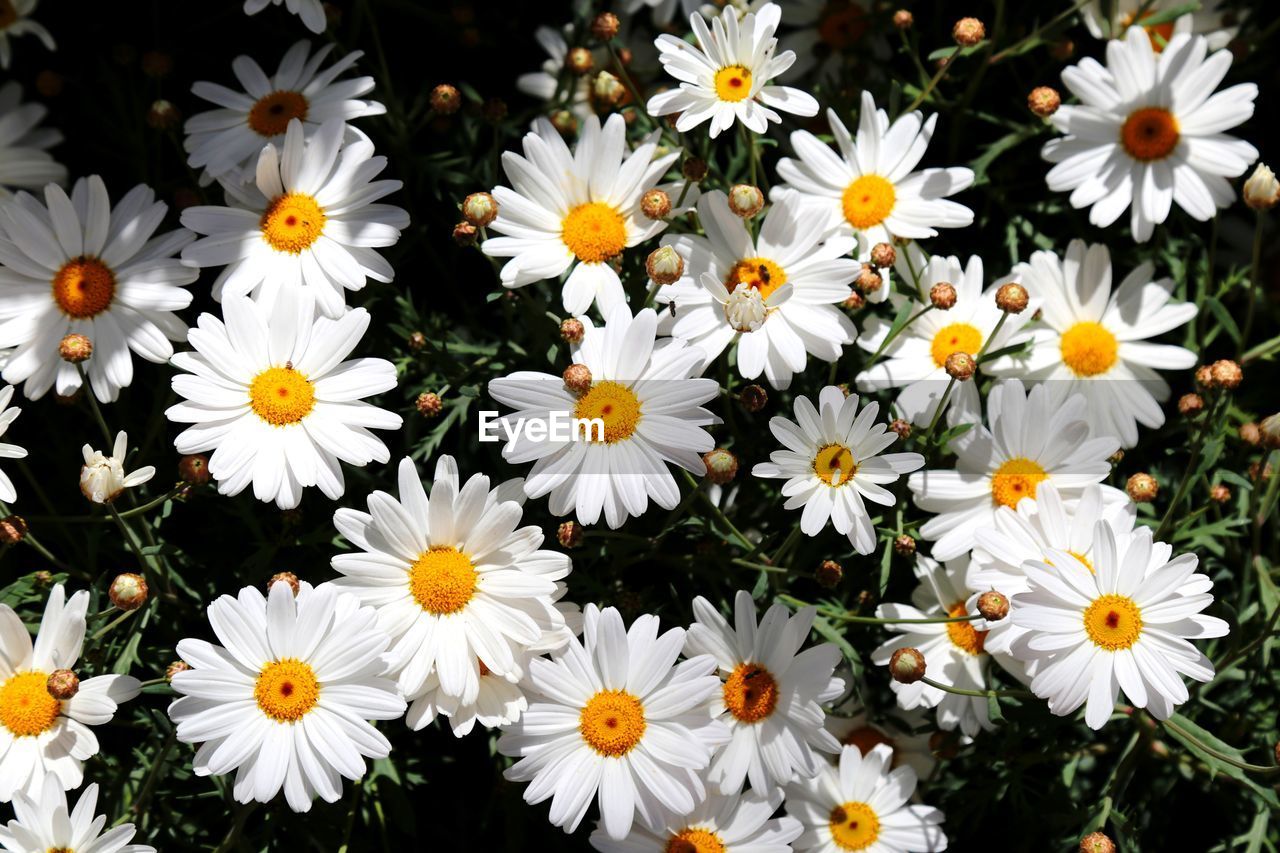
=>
[1079,833,1116,853]
[1243,163,1280,211]
[892,9,913,29]
[551,110,578,136]
[593,71,626,106]
[856,266,883,295]
[591,12,620,41]
[559,318,586,345]
[953,17,985,46]
[1210,359,1243,390]
[641,188,672,220]
[728,184,764,218]
[1177,393,1204,416]
[109,573,148,611]
[889,647,926,684]
[930,282,957,310]
[977,591,1009,621]
[995,282,1029,313]
[870,242,896,268]
[1239,422,1262,446]
[416,391,443,418]
[557,520,584,548]
[1195,364,1215,388]
[843,290,866,310]
[146,99,181,130]
[268,571,300,595]
[59,333,92,363]
[166,661,191,681]
[889,419,911,439]
[452,221,477,245]
[1260,413,1280,448]
[179,454,211,485]
[1210,484,1231,504]
[46,669,79,700]
[1126,472,1158,503]
[703,448,739,484]
[815,559,843,589]
[738,384,768,413]
[567,47,594,76]
[430,84,462,115]
[893,534,916,557]
[944,352,976,381]
[0,515,27,544]
[1027,86,1061,117]
[407,331,427,351]
[462,192,498,227]
[563,363,592,396]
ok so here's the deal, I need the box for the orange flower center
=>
[1059,321,1119,377]
[247,90,309,137]
[579,690,646,757]
[945,602,987,655]
[249,366,316,426]
[841,174,895,230]
[990,457,1048,508]
[722,662,779,723]
[1083,594,1143,650]
[254,658,320,722]
[665,828,726,853]
[52,257,116,319]
[561,202,627,263]
[829,801,880,851]
[724,256,788,301]
[260,192,326,254]
[930,322,983,368]
[0,671,60,737]
[713,65,753,102]
[1120,107,1180,162]
[409,547,478,615]
[573,380,641,443]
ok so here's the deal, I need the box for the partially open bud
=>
[995,282,1029,313]
[269,571,300,595]
[563,363,592,396]
[179,454,211,485]
[1027,86,1061,117]
[591,11,620,41]
[1210,484,1231,503]
[0,515,27,545]
[1210,359,1243,390]
[1243,163,1280,211]
[641,188,672,220]
[856,266,883,295]
[593,71,626,106]
[430,83,462,114]
[892,9,913,29]
[1079,832,1116,853]
[567,46,594,75]
[59,333,93,363]
[977,591,1009,621]
[728,184,764,218]
[944,352,976,381]
[557,520,584,548]
[870,242,896,269]
[952,17,986,46]
[109,573,148,611]
[166,661,191,681]
[462,192,498,227]
[815,559,843,589]
[416,391,443,418]
[893,534,916,557]
[682,157,709,182]
[452,221,478,246]
[146,99,181,130]
[889,647,927,684]
[46,669,79,700]
[739,384,768,413]
[560,317,585,344]
[646,246,684,286]
[930,282,957,310]
[551,109,578,136]
[703,448,739,484]
[1177,393,1204,416]
[1126,472,1158,503]
[889,419,911,439]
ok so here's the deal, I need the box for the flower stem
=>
[74,364,115,447]
[919,675,1033,699]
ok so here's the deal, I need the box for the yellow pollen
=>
[929,322,983,368]
[247,90,310,137]
[829,801,880,851]
[1059,321,1119,377]
[990,457,1048,508]
[666,828,726,853]
[574,380,641,443]
[1120,107,1180,162]
[724,256,788,301]
[579,690,646,757]
[560,202,627,264]
[249,366,316,426]
[0,671,60,737]
[722,662,779,723]
[409,547,478,615]
[260,192,326,254]
[945,602,987,655]
[1083,594,1143,651]
[713,65,753,102]
[52,257,116,319]
[814,443,857,487]
[818,2,869,49]
[254,658,319,722]
[841,174,896,230]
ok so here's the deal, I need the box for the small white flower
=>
[723,282,769,332]
[1243,162,1279,210]
[589,788,802,852]
[0,774,155,853]
[0,82,66,197]
[243,0,326,34]
[79,431,155,504]
[0,0,54,70]
[0,384,26,503]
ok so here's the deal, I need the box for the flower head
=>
[79,431,155,504]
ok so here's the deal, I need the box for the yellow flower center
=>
[247,90,310,137]
[574,380,641,443]
[249,366,316,426]
[1121,11,1176,51]
[52,257,116,319]
[666,828,726,853]
[579,689,646,757]
[254,658,319,723]
[829,801,880,851]
[260,192,326,254]
[814,443,857,487]
[818,1,869,49]
[929,322,983,368]
[713,65,753,102]
[945,602,987,655]
[560,202,627,264]
[1059,321,1119,377]
[841,174,896,230]
[0,671,60,737]
[724,256,788,301]
[990,457,1048,508]
[1120,107,1180,162]
[1083,594,1143,651]
[722,662,779,723]
[409,547,478,615]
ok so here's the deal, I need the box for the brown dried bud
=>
[557,520,584,548]
[591,12,620,41]
[567,47,594,76]
[815,559,843,589]
[563,363,593,396]
[59,333,92,363]
[856,266,883,295]
[843,290,866,310]
[178,454,211,485]
[682,157,709,182]
[889,647,926,684]
[977,591,1009,621]
[109,573,148,611]
[551,109,578,136]
[1027,86,1061,117]
[33,569,53,586]
[166,661,191,681]
[944,352,976,381]
[1210,359,1243,390]
[268,571,300,596]
[405,331,427,352]
[953,17,986,46]
[641,188,672,221]
[1239,422,1262,446]
[889,419,911,439]
[1079,833,1116,853]
[1195,364,1215,388]
[646,245,684,285]
[462,192,499,227]
[560,317,586,344]
[893,9,913,30]
[739,384,768,413]
[929,282,957,310]
[430,84,462,114]
[46,669,79,700]
[870,242,896,269]
[146,99,181,130]
[728,184,765,218]
[416,391,443,418]
[1126,472,1159,503]
[995,282,1029,313]
[1209,484,1231,504]
[703,449,739,485]
[0,514,27,544]
[1177,393,1204,416]
[452,221,478,246]
[893,534,916,557]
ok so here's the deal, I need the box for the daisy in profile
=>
[79,431,155,504]
[168,581,406,812]
[0,385,26,502]
[785,744,948,853]
[0,775,155,853]
[0,0,54,70]
[481,114,683,315]
[497,604,728,839]
[647,3,819,137]
[684,590,844,796]
[824,703,937,781]
[0,584,141,802]
[1011,521,1229,729]
[775,92,974,249]
[488,306,719,529]
[1083,0,1239,51]
[589,788,802,853]
[907,379,1124,562]
[0,82,66,196]
[657,190,858,389]
[0,176,197,402]
[752,386,924,555]
[330,454,574,722]
[165,289,402,510]
[985,240,1197,447]
[1043,29,1257,242]
[243,0,325,34]
[185,41,384,184]
[181,118,408,319]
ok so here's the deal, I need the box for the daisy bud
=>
[1195,364,1215,388]
[1260,413,1280,448]
[46,669,79,700]
[857,589,875,610]
[1050,38,1076,60]
[1126,472,1159,503]
[1027,86,1061,118]
[0,515,27,545]
[725,284,767,332]
[1210,359,1243,390]
[563,363,593,396]
[557,520,584,548]
[593,71,626,106]
[59,333,92,363]
[109,573,148,611]
[166,661,191,681]
[430,83,462,114]
[268,571,300,596]
[641,188,672,220]
[1210,484,1231,504]
[977,591,1009,621]
[728,184,765,219]
[452,221,478,246]
[870,242,896,268]
[856,266,883,295]
[893,9,913,29]
[178,454,211,485]
[738,384,768,413]
[482,98,508,123]
[682,157,709,182]
[407,331,428,352]
[1239,422,1262,446]
[995,282,1029,313]
[843,290,866,310]
[551,110,578,136]
[1080,832,1116,853]
[889,647,927,684]
[146,99,181,130]
[892,534,916,557]
[944,352,976,381]
[952,17,985,47]
[560,317,586,344]
[462,192,499,227]
[416,391,443,418]
[703,448,739,484]
[889,418,911,439]
[929,282,957,310]
[1108,449,1125,465]
[1243,163,1280,211]
[815,559,843,589]
[1177,393,1204,416]
[567,47,594,76]
[591,11,620,41]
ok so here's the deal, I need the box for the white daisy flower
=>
[0,82,66,197]
[774,92,974,249]
[0,0,54,70]
[488,305,719,529]
[481,114,684,316]
[330,454,574,722]
[589,788,802,853]
[0,176,197,402]
[625,0,700,27]
[1010,520,1229,729]
[752,386,924,555]
[184,41,384,185]
[647,2,819,138]
[78,430,155,504]
[1083,0,1240,52]
[785,744,948,853]
[0,584,141,802]
[517,26,594,123]
[984,240,1197,448]
[0,774,155,853]
[684,590,844,796]
[0,384,26,503]
[1042,28,1258,242]
[168,580,407,812]
[906,379,1125,562]
[243,0,325,35]
[771,0,885,81]
[181,118,408,319]
[498,604,729,839]
[823,703,937,782]
[165,289,402,510]
[656,190,858,389]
